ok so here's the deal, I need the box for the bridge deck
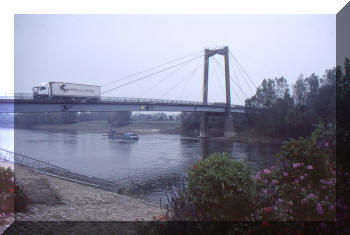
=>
[0,95,245,113]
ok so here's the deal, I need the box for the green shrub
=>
[182,153,256,221]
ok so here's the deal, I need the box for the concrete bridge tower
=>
[200,46,234,138]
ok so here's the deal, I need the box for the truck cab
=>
[32,83,50,100]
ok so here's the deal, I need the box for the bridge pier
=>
[224,111,234,138]
[199,112,209,138]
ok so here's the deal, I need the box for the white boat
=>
[105,132,139,140]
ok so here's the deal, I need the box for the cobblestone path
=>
[15,167,162,221]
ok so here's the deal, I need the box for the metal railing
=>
[0,93,245,109]
[0,148,117,191]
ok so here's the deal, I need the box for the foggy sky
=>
[14,14,335,104]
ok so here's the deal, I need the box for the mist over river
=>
[0,127,280,203]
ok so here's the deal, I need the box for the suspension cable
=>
[101,49,203,87]
[212,57,248,103]
[211,57,226,102]
[140,59,191,97]
[160,59,203,99]
[178,59,205,100]
[101,54,204,96]
[229,56,255,95]
[229,50,257,89]
[212,57,244,104]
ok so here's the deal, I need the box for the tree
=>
[180,112,201,131]
[108,111,132,127]
[293,75,308,106]
[305,73,319,97]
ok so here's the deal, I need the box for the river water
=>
[0,127,280,204]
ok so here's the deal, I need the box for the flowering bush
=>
[0,166,29,213]
[168,153,257,221]
[254,123,336,221]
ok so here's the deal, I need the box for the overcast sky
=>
[14,14,335,104]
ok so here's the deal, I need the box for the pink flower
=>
[293,163,301,168]
[264,179,268,183]
[316,203,323,214]
[329,205,335,210]
[299,176,304,180]
[283,172,288,177]
[326,179,335,185]
[325,196,328,200]
[263,169,271,175]
[271,180,276,184]
[307,165,313,170]
[263,189,268,194]
[324,142,329,147]
[294,179,299,184]
[254,172,262,180]
[309,193,315,199]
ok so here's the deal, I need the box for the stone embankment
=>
[15,166,162,221]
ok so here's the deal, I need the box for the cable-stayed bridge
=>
[0,95,245,113]
[0,46,256,137]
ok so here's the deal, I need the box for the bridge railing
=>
[0,148,118,191]
[0,93,245,108]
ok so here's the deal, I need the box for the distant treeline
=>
[14,111,132,128]
[13,111,180,128]
[132,113,179,121]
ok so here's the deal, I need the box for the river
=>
[0,127,280,204]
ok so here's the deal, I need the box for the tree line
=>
[13,111,180,128]
[180,59,348,139]
[13,112,132,128]
[244,63,337,138]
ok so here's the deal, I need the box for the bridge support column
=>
[223,46,234,138]
[224,112,234,138]
[200,49,210,138]
[200,112,209,138]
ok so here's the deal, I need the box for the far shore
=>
[7,120,284,145]
[29,120,181,135]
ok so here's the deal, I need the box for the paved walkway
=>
[15,166,162,221]
[0,213,14,234]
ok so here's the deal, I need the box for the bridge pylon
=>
[199,46,234,138]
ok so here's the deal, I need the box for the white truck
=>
[32,82,101,101]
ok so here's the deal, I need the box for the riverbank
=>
[15,165,162,221]
[30,120,181,134]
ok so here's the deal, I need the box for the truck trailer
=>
[32,82,101,101]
